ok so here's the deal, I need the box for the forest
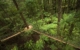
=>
[0,0,80,50]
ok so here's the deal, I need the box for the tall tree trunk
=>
[55,0,57,13]
[57,0,62,36]
[43,0,49,12]
[49,0,53,14]
[52,0,56,13]
[12,0,29,28]
[76,0,80,11]
[67,0,71,13]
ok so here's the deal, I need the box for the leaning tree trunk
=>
[12,0,29,28]
[76,0,80,11]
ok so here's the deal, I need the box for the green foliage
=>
[35,39,44,50]
[44,12,51,17]
[24,39,44,50]
[11,45,18,50]
[40,24,57,31]
[44,17,51,22]
[25,0,38,17]
[40,35,49,41]
[49,29,57,35]
[60,13,75,31]
[24,40,34,50]
[7,8,18,16]
[63,13,75,23]
[64,45,75,50]
[50,44,57,50]
[74,10,80,29]
[0,1,8,11]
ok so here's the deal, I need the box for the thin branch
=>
[33,30,80,49]
[1,29,24,42]
[0,25,32,42]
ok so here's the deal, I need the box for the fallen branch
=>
[33,30,80,49]
[1,30,24,42]
[0,25,32,42]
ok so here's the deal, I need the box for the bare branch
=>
[33,30,80,49]
[0,25,32,42]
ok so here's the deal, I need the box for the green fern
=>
[40,24,57,31]
[35,39,44,50]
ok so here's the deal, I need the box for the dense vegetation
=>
[0,0,80,50]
